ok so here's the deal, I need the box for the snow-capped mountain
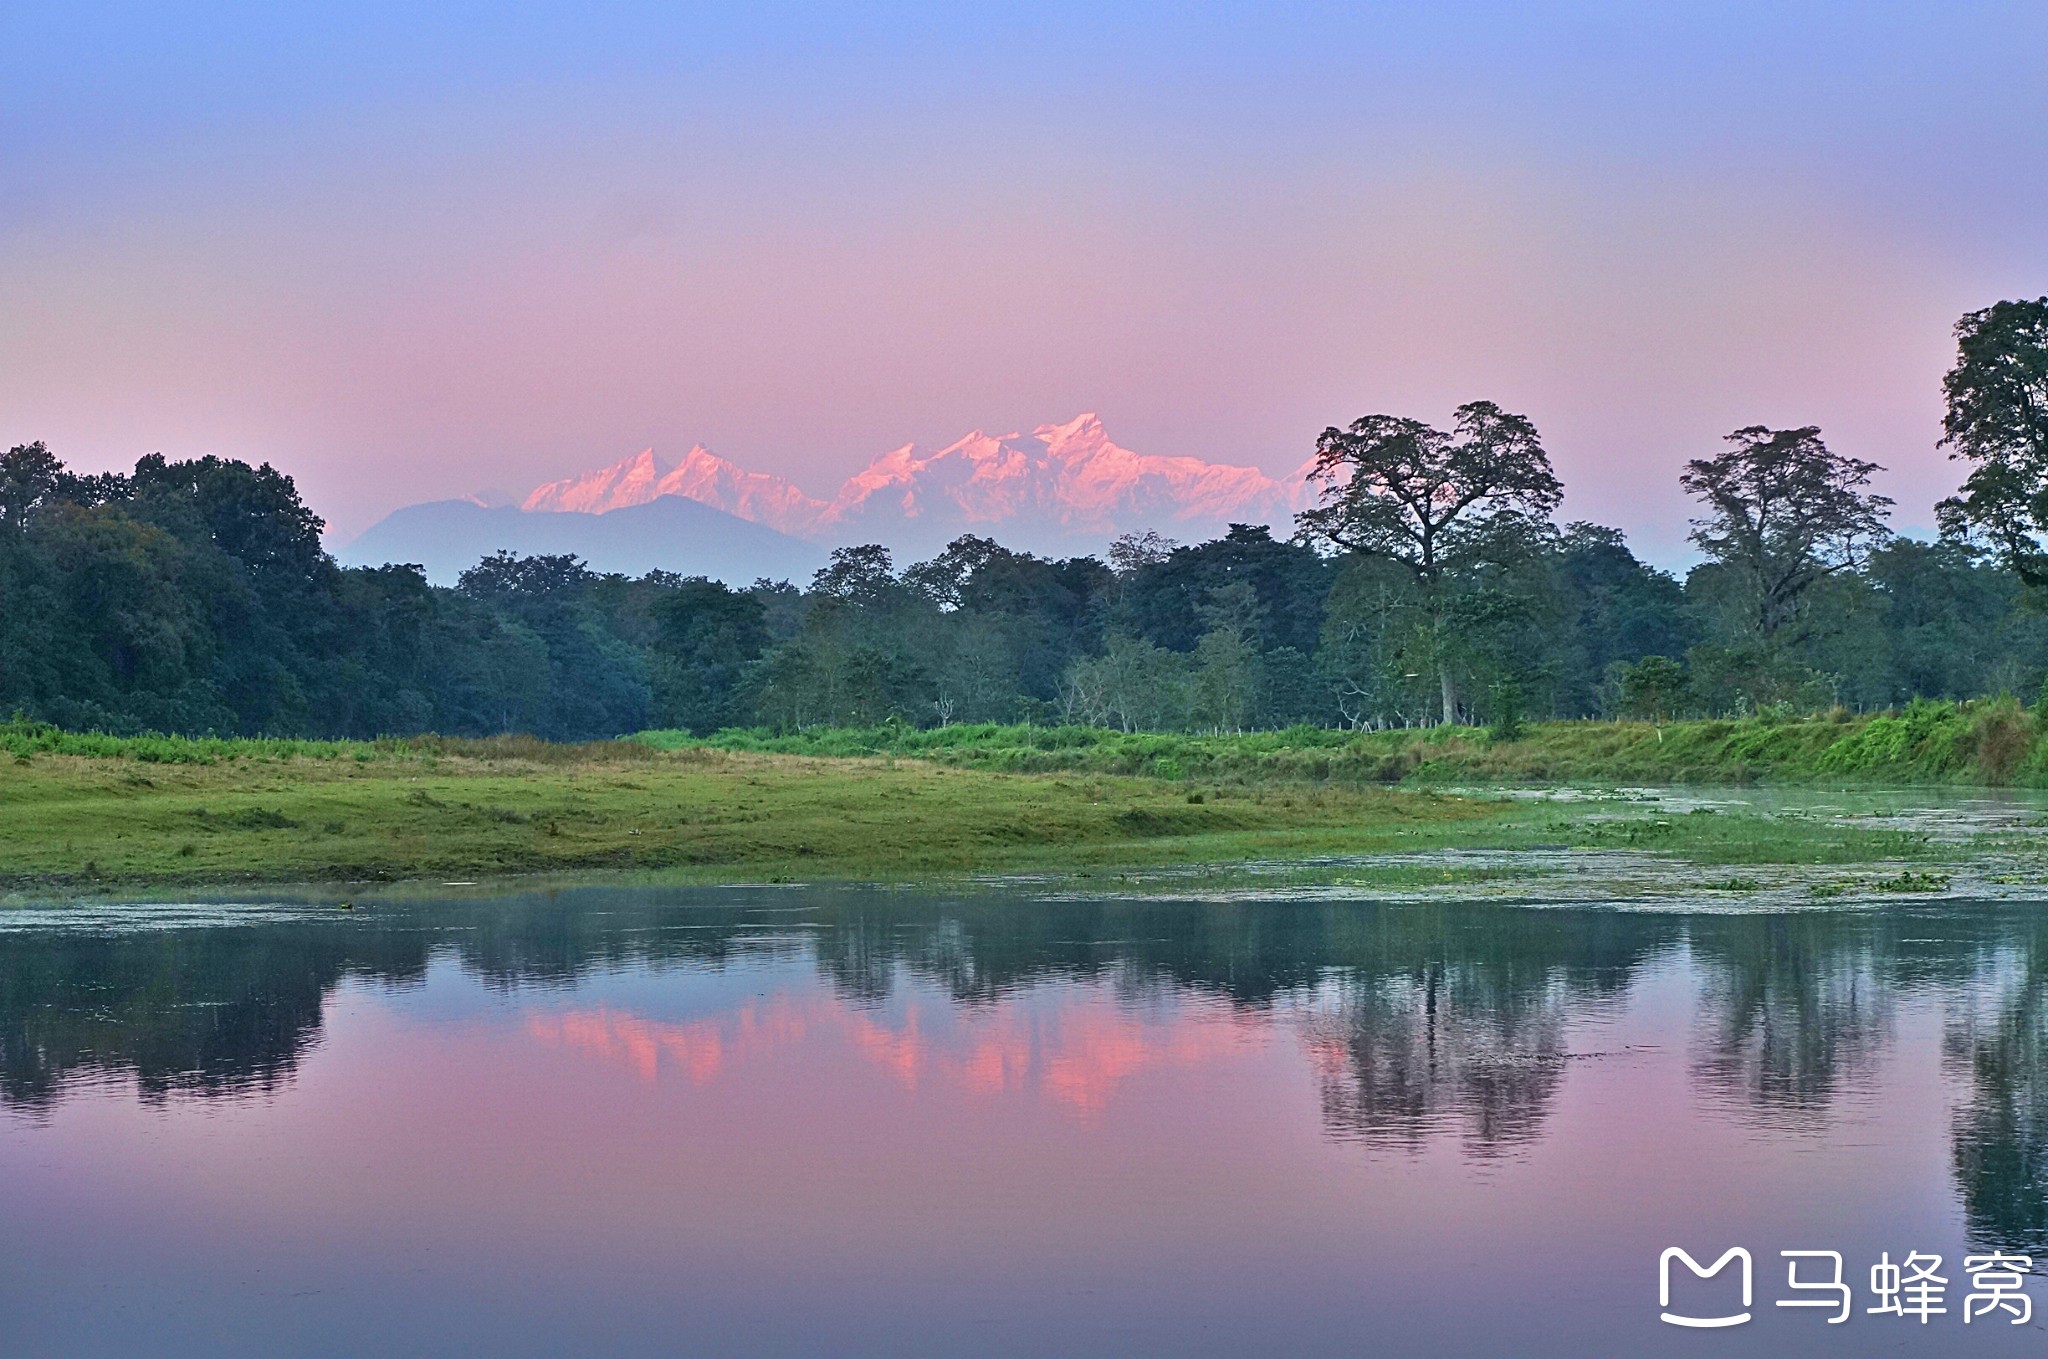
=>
[512,414,1312,556]
[523,445,832,536]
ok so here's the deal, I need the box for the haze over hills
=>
[336,496,827,586]
[344,413,1317,581]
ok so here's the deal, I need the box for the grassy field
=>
[0,717,1982,893]
[643,697,2048,787]
[0,732,1509,890]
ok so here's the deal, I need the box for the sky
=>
[3,2,2044,562]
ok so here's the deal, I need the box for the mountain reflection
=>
[8,889,2048,1252]
[523,992,1268,1116]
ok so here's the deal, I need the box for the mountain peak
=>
[652,446,830,536]
[1035,412,1105,448]
[522,447,669,513]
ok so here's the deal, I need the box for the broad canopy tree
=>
[1296,401,1563,723]
[1680,426,1891,642]
[1936,297,2048,583]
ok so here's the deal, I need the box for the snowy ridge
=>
[514,414,1314,553]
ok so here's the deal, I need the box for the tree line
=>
[3,298,2045,740]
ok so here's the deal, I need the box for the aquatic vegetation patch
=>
[1869,869,1951,893]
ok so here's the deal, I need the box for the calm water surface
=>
[6,886,2048,1356]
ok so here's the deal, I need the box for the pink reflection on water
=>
[524,989,1268,1119]
[525,997,812,1085]
[844,1005,925,1089]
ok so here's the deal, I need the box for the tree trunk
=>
[1425,584,1456,727]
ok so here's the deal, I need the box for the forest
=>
[2,297,2045,743]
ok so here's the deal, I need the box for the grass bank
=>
[0,728,1527,890]
[0,721,1968,893]
[644,697,2048,788]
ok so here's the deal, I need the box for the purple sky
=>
[4,2,2043,561]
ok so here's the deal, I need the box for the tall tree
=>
[1680,425,1891,641]
[0,443,63,532]
[128,453,327,592]
[902,535,1006,610]
[1297,401,1562,723]
[810,544,900,606]
[1935,298,2048,583]
[1318,557,1434,728]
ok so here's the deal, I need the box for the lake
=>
[5,884,2048,1356]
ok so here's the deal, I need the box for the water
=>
[5,885,2048,1356]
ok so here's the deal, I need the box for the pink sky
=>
[4,5,2040,563]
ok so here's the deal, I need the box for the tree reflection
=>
[5,882,2048,1244]
[1296,908,1662,1154]
[1301,965,1568,1154]
[1686,914,1894,1129]
[0,892,1663,1135]
[1947,917,2048,1258]
[0,891,781,1112]
[0,917,426,1110]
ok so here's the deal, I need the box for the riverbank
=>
[644,699,2047,787]
[0,724,1989,893]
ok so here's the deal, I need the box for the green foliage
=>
[1617,655,1687,720]
[1317,557,1435,727]
[648,578,768,734]
[1487,680,1525,743]
[1813,698,1959,773]
[1061,634,1190,733]
[1681,425,1891,639]
[457,551,594,599]
[641,698,2048,788]
[1937,297,2048,583]
[0,714,357,763]
[1296,402,1563,723]
[1190,626,1261,732]
[0,448,660,741]
[1117,524,1333,656]
[0,441,63,531]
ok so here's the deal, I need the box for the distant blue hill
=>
[335,496,828,586]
